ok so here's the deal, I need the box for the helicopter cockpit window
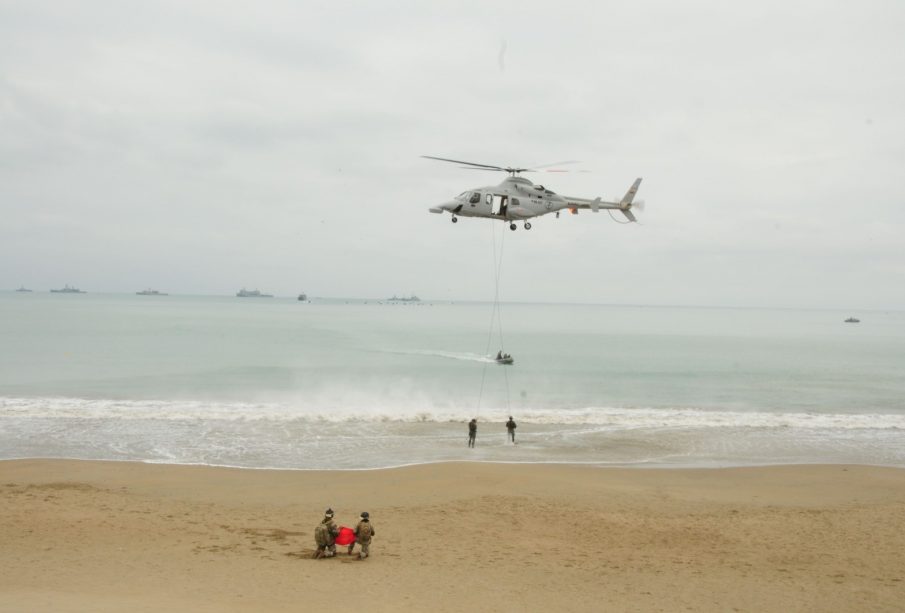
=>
[511,198,520,206]
[485,193,493,205]
[469,192,481,204]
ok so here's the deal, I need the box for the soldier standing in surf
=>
[506,416,517,443]
[468,418,477,448]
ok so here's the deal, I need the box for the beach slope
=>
[2,460,905,612]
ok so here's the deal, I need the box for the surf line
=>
[475,220,512,420]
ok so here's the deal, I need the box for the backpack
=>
[358,522,372,540]
[314,523,329,547]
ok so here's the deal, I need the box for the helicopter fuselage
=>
[432,176,569,221]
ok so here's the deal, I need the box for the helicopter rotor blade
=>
[528,160,590,173]
[421,156,508,172]
[526,160,581,170]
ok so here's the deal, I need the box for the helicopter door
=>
[490,195,508,216]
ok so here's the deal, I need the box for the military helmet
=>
[324,508,334,518]
[360,511,369,519]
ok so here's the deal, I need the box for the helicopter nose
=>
[429,200,458,214]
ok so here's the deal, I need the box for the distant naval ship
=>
[236,288,273,298]
[137,289,168,296]
[15,286,32,292]
[50,285,86,294]
[387,294,420,302]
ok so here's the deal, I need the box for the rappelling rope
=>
[476,220,512,417]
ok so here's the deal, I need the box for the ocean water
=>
[1,291,904,469]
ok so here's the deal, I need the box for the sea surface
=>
[2,292,904,469]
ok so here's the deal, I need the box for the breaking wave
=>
[2,396,903,430]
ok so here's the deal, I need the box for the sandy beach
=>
[2,460,905,612]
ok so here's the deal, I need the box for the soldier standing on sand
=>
[348,511,375,560]
[468,418,477,448]
[505,416,517,443]
[313,508,339,559]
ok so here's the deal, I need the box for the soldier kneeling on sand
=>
[313,508,339,559]
[348,511,375,560]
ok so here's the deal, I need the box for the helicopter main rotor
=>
[422,155,579,176]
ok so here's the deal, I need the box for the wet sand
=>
[2,460,905,612]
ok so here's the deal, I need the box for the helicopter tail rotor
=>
[618,178,643,222]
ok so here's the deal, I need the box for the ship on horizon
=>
[387,294,420,302]
[15,286,32,292]
[237,288,273,298]
[137,288,168,296]
[50,285,86,294]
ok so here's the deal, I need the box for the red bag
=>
[334,526,355,546]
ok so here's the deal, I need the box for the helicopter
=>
[424,155,643,230]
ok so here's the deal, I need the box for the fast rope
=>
[475,220,512,417]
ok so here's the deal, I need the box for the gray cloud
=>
[1,0,904,308]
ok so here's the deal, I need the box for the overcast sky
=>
[1,0,903,309]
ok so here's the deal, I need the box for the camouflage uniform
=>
[468,419,477,448]
[314,514,339,558]
[351,517,375,559]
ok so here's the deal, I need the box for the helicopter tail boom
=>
[562,178,643,222]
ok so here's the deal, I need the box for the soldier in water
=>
[349,511,375,560]
[313,508,339,559]
[468,418,477,448]
[505,416,517,443]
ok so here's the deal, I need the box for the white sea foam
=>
[2,396,903,430]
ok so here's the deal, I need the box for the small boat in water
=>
[494,352,514,365]
[844,317,860,323]
[298,293,307,301]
